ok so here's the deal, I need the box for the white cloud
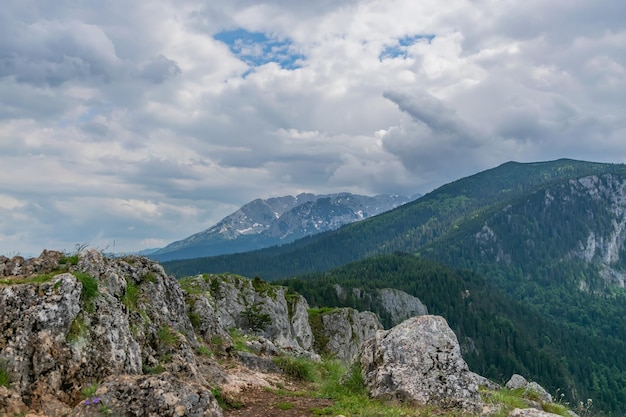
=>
[0,0,625,255]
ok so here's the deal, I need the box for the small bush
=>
[241,304,272,332]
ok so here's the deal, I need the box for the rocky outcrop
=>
[360,315,481,411]
[506,374,553,403]
[376,288,428,324]
[181,274,314,357]
[333,285,429,327]
[310,308,382,363]
[0,250,222,416]
[69,373,222,417]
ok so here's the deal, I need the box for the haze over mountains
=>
[151,192,420,261]
[162,159,626,414]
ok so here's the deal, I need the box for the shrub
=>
[241,304,272,332]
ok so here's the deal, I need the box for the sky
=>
[1,0,626,256]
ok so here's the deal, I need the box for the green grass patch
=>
[188,312,202,328]
[59,254,79,266]
[0,360,12,388]
[195,345,212,357]
[73,272,99,302]
[542,402,570,416]
[122,281,139,310]
[0,272,59,286]
[157,326,179,346]
[143,364,165,374]
[179,277,205,295]
[273,355,318,382]
[228,328,253,353]
[275,401,294,410]
[307,307,338,355]
[144,272,157,283]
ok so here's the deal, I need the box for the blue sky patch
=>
[379,34,435,61]
[214,29,305,71]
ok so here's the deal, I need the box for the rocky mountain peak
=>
[151,192,420,261]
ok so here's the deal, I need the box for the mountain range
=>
[161,159,626,414]
[151,192,419,261]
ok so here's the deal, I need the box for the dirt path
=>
[222,386,334,417]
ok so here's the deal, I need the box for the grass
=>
[273,355,318,382]
[122,281,139,310]
[157,326,179,346]
[228,328,253,353]
[275,401,294,410]
[73,272,98,301]
[59,254,79,266]
[0,360,11,388]
[188,312,202,328]
[0,272,59,286]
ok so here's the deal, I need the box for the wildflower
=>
[93,397,100,404]
[84,399,92,405]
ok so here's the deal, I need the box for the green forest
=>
[278,254,626,414]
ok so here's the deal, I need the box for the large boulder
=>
[360,315,481,411]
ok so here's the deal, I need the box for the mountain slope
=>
[163,159,626,279]
[152,192,415,261]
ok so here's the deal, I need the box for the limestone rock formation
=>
[69,373,222,417]
[310,308,382,363]
[0,250,221,416]
[181,274,314,356]
[376,288,428,324]
[360,315,482,411]
[333,285,428,326]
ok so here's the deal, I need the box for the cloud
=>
[1,0,626,255]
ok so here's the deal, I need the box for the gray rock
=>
[70,372,223,417]
[315,308,382,362]
[0,250,220,412]
[360,315,482,411]
[506,374,553,403]
[508,408,563,417]
[506,374,529,390]
[376,288,428,323]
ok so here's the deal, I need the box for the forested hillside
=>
[278,253,626,414]
[163,159,626,280]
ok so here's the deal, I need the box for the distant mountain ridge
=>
[151,192,419,261]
